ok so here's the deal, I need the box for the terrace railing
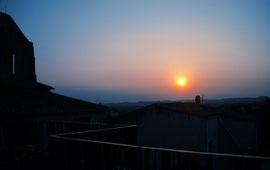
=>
[49,125,270,170]
[1,119,270,170]
[0,119,123,151]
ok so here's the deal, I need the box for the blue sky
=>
[2,0,270,103]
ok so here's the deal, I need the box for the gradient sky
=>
[2,0,270,103]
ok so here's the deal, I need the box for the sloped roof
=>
[109,102,262,124]
[0,92,108,117]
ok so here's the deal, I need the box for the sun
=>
[177,78,186,86]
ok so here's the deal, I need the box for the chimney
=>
[195,96,200,104]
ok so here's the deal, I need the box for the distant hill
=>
[203,96,268,105]
[103,96,268,113]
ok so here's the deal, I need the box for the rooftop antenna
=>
[202,94,204,104]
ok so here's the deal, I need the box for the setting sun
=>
[178,79,186,86]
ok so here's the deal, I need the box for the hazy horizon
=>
[2,0,270,103]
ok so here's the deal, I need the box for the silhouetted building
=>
[0,12,53,93]
[110,102,260,154]
[0,12,109,121]
[195,95,201,104]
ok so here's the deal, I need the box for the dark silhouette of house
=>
[0,12,52,92]
[0,12,108,121]
[108,101,261,154]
